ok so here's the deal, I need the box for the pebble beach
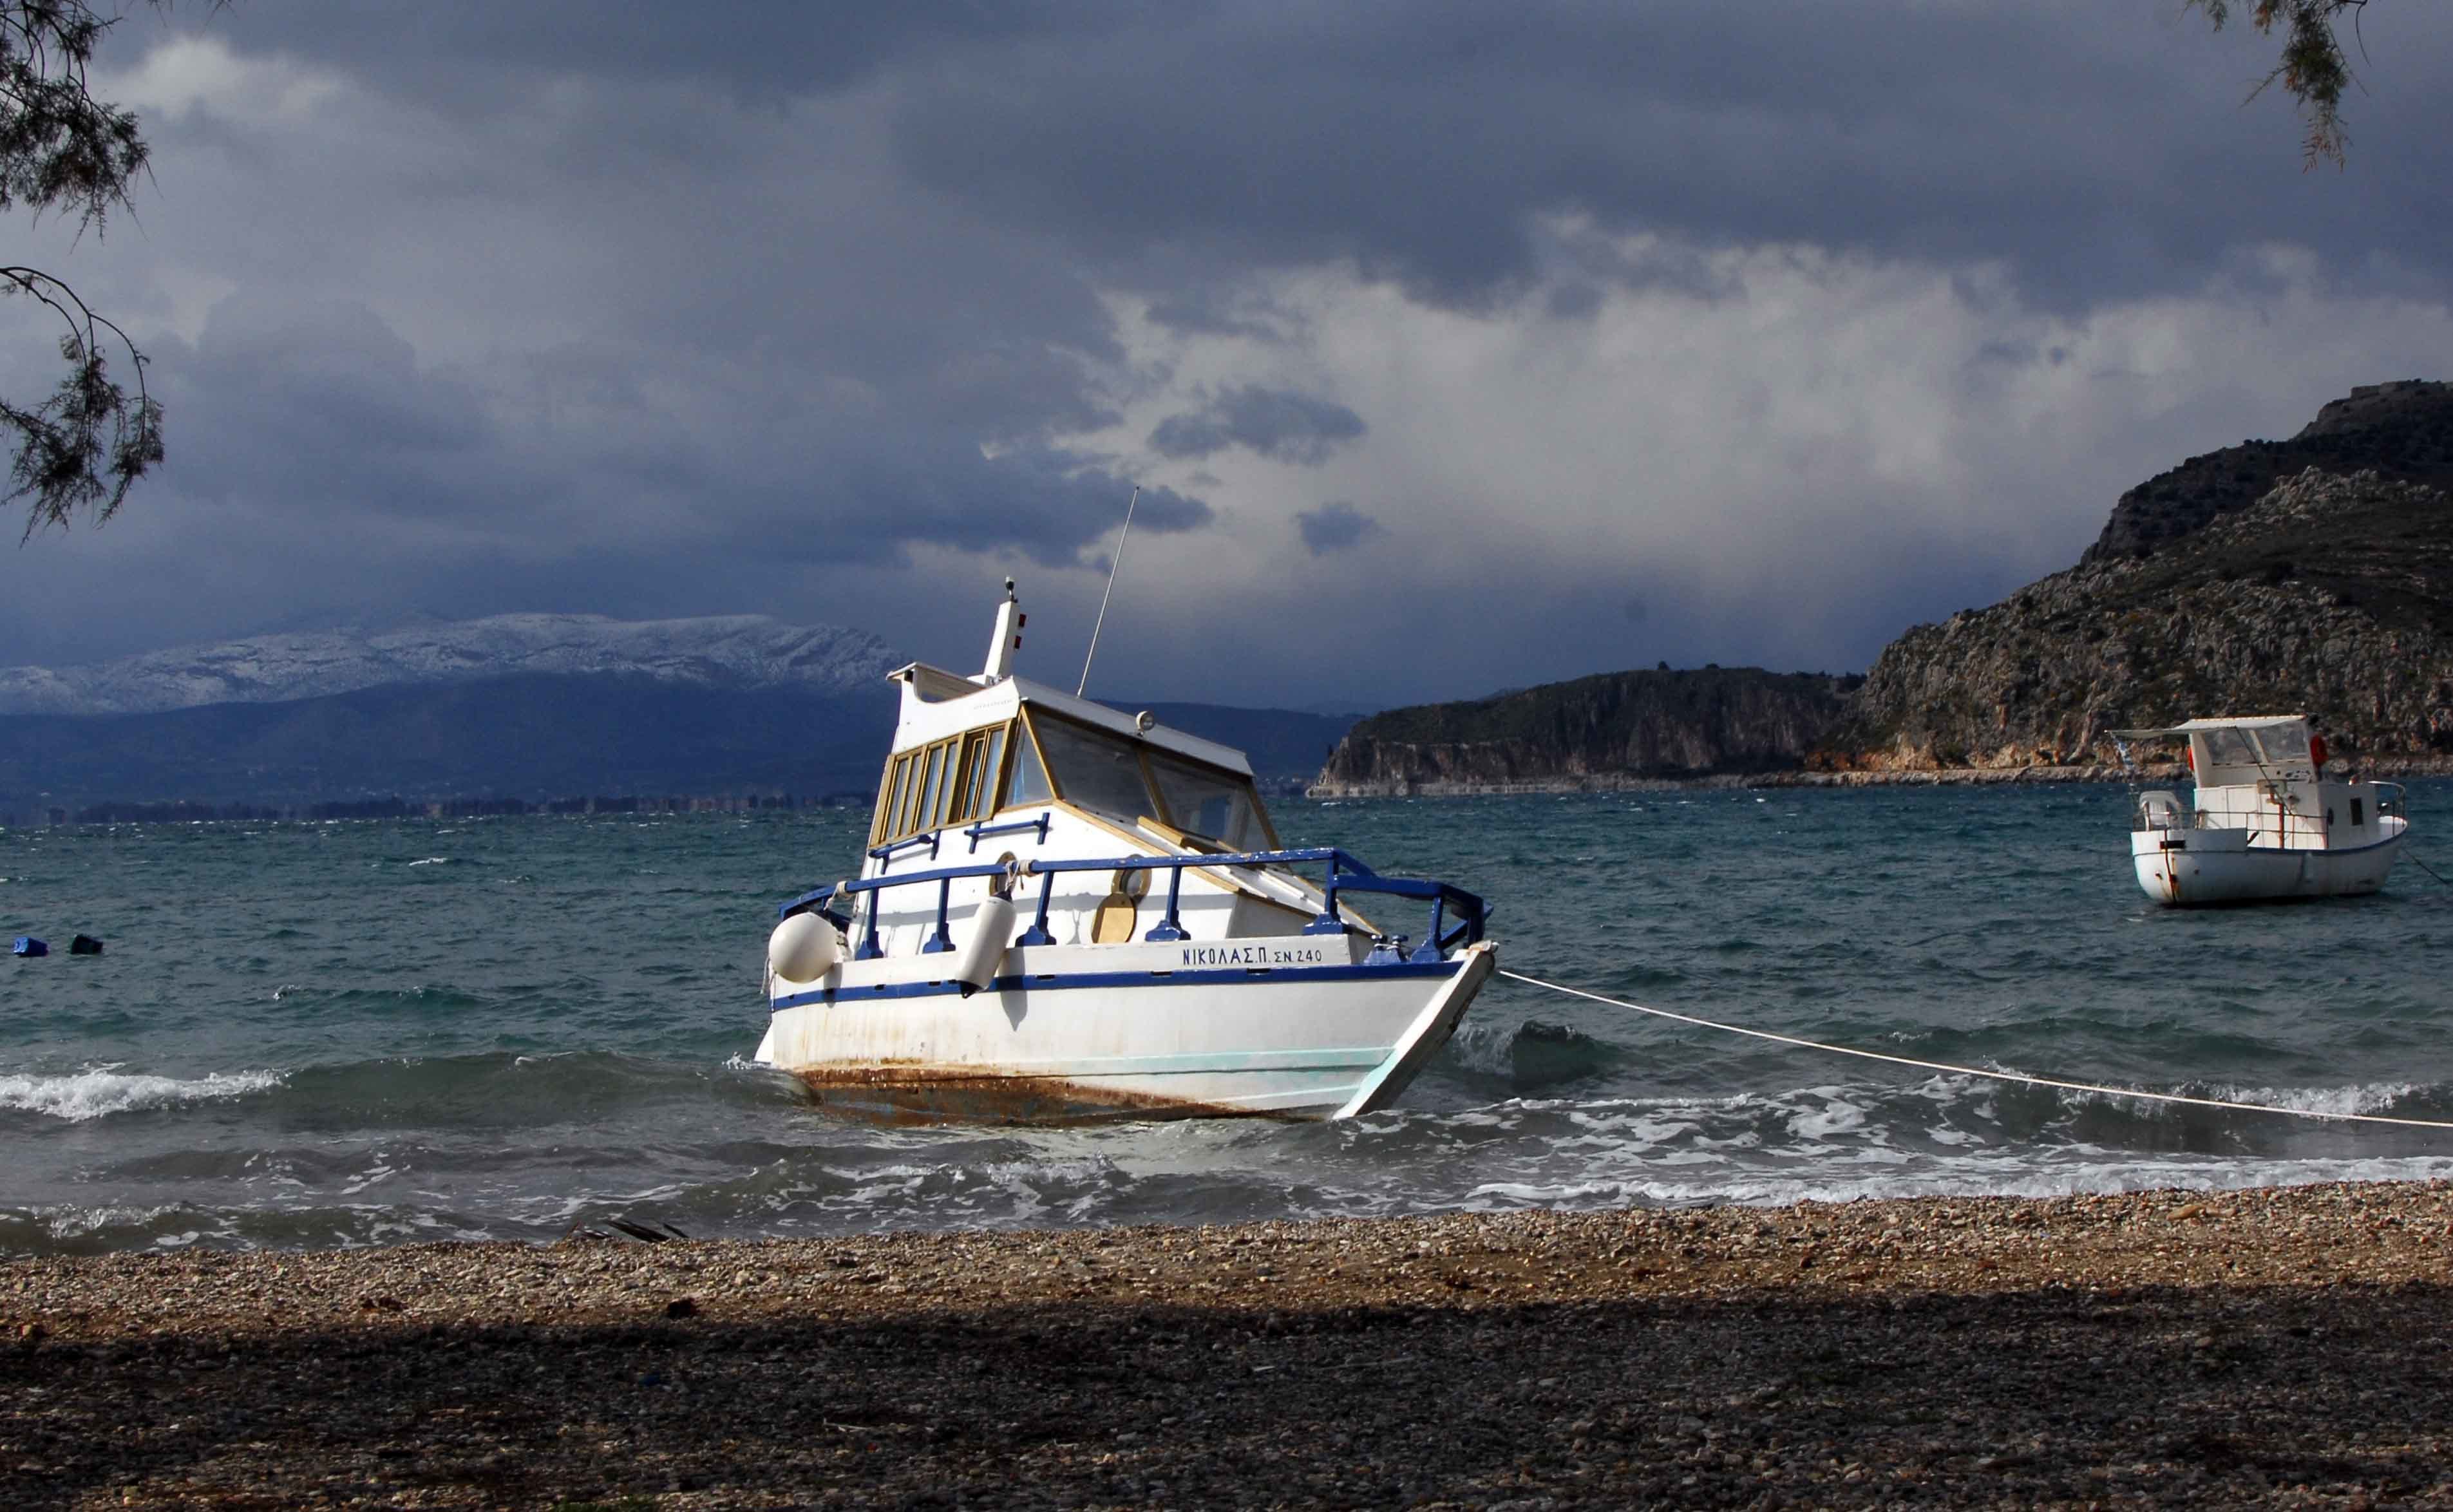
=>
[9,1181,2453,1508]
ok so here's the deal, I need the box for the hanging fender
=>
[952,893,1018,997]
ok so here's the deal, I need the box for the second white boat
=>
[2117,715,2407,905]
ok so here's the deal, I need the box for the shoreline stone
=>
[9,1180,2453,1506]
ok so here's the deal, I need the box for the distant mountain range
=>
[57,374,2443,813]
[0,612,904,717]
[0,614,1362,811]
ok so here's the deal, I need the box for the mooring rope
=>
[2408,852,2453,889]
[1497,967,2453,1131]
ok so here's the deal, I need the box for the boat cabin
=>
[869,681,1275,860]
[2117,714,2402,854]
[832,585,1365,958]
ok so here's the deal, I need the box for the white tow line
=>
[1499,968,2453,1132]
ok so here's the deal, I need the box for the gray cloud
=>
[1295,502,1383,556]
[214,2,2453,310]
[1150,386,1367,464]
[0,1,2444,706]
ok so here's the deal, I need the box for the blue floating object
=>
[11,936,46,957]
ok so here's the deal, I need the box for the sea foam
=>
[0,1067,285,1122]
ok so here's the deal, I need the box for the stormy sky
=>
[4,2,2449,708]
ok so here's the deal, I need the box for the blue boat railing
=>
[777,845,1488,965]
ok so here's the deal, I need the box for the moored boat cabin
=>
[848,601,1354,959]
[2127,715,2402,852]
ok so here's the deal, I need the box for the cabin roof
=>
[884,661,1253,775]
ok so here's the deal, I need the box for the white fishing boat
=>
[755,582,1496,1120]
[2115,715,2407,906]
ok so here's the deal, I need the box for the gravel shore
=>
[10,1180,2453,1508]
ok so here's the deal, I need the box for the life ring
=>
[2310,733,2328,770]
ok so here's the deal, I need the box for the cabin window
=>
[2352,797,2365,826]
[999,721,1048,809]
[1032,715,1161,824]
[2252,724,2311,767]
[913,744,948,833]
[1147,751,1273,851]
[871,751,914,846]
[946,729,987,820]
[979,724,1010,809]
[871,722,1027,847]
[2200,730,2258,770]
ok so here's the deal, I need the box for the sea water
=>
[5,785,2453,1255]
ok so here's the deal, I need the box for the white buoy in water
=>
[768,911,842,983]
[951,893,1017,996]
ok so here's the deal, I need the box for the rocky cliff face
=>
[1312,668,1859,795]
[2083,381,2453,565]
[1826,468,2453,769]
[1315,383,2453,791]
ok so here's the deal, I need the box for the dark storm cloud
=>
[161,296,499,521]
[1294,502,1382,556]
[159,300,1206,568]
[198,1,2453,310]
[206,3,1113,99]
[876,3,2452,310]
[8,0,2445,703]
[1149,386,1367,464]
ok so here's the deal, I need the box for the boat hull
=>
[759,941,1497,1122]
[2132,826,2404,905]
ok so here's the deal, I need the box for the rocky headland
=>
[1318,381,2453,793]
[1823,464,2453,771]
[1309,666,1859,797]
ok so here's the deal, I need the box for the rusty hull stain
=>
[790,1064,1270,1126]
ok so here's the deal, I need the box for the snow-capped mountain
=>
[0,613,906,717]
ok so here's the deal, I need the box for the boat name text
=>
[1179,944,1328,967]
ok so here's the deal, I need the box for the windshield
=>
[1147,752,1270,850]
[1032,717,1160,824]
[2251,724,2310,766]
[2199,728,2260,770]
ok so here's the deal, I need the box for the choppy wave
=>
[0,1067,285,1122]
[1444,1017,1629,1091]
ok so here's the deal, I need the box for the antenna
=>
[1077,484,1139,697]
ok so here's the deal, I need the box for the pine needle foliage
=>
[2188,0,2367,166]
[1,0,170,539]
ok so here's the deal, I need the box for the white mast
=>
[1077,484,1139,697]
[979,577,1022,683]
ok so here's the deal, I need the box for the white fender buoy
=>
[952,893,1017,997]
[768,912,842,983]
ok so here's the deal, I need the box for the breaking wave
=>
[0,1067,286,1122]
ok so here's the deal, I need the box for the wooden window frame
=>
[998,712,1054,812]
[871,719,1039,848]
[871,751,914,847]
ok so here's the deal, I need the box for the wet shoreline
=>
[10,1180,2453,1507]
